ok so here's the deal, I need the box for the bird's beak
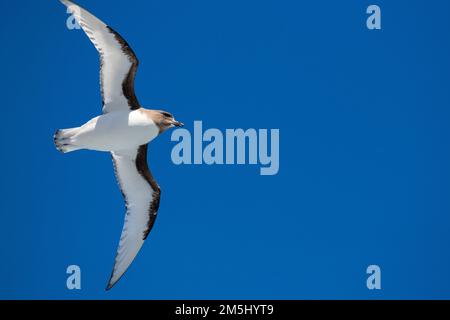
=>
[172,120,184,127]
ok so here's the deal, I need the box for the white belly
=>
[72,110,159,152]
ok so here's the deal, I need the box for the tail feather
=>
[54,128,81,153]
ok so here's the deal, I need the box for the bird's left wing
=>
[108,145,161,290]
[60,0,141,113]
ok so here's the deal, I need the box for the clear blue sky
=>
[1,0,450,299]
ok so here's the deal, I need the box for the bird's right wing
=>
[60,0,141,113]
[108,145,161,290]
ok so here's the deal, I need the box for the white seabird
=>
[54,0,183,290]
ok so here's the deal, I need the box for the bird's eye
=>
[161,111,173,118]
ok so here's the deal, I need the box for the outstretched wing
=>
[60,0,140,113]
[108,145,161,290]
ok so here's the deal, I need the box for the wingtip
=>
[105,271,122,291]
[59,0,74,8]
[105,277,116,291]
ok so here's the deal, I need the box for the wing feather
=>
[60,0,140,113]
[107,145,160,290]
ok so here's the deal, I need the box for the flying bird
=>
[54,0,183,290]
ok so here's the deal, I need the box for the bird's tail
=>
[53,128,82,153]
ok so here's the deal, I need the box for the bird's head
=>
[157,110,183,132]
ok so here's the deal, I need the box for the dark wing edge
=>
[104,26,141,110]
[135,144,161,240]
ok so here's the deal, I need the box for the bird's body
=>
[55,109,160,153]
[55,0,182,290]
